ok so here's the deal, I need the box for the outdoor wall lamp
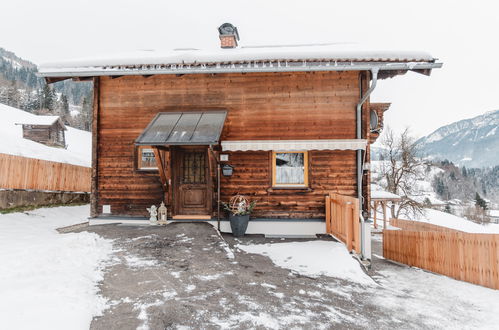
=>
[222,164,234,176]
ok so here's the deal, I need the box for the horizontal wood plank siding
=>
[97,71,361,217]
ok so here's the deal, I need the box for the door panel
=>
[174,147,211,216]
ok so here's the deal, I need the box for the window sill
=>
[268,187,312,192]
[135,169,159,173]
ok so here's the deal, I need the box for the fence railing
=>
[325,193,360,253]
[384,220,499,290]
[0,153,91,192]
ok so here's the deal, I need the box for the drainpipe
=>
[356,68,378,259]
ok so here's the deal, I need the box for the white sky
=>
[1,0,498,137]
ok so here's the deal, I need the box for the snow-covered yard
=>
[0,205,113,330]
[409,208,499,233]
[1,205,498,329]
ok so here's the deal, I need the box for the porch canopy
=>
[221,139,367,152]
[135,111,227,146]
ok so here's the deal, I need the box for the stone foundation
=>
[0,189,89,210]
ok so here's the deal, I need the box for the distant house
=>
[15,116,66,148]
[38,23,441,237]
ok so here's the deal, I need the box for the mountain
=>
[416,110,499,168]
[0,47,92,130]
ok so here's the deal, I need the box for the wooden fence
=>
[0,153,90,192]
[390,218,461,233]
[325,193,360,253]
[384,220,499,290]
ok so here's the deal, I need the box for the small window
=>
[137,146,158,170]
[272,151,308,188]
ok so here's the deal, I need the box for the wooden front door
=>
[173,147,212,216]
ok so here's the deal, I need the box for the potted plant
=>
[222,195,256,237]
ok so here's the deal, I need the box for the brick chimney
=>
[218,23,239,49]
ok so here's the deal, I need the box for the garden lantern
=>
[158,202,167,224]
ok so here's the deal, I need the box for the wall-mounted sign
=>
[220,154,229,161]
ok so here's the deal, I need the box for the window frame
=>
[135,145,159,172]
[271,151,309,188]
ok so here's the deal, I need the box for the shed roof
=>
[38,43,442,80]
[135,111,227,146]
[15,116,66,130]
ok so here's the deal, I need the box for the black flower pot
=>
[229,214,250,237]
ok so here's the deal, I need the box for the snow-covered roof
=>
[371,190,402,200]
[0,104,90,167]
[15,115,66,129]
[371,184,402,200]
[38,43,442,78]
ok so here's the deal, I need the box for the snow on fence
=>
[0,153,90,192]
[384,220,499,290]
[325,193,360,253]
[390,218,461,233]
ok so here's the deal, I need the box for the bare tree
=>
[378,127,425,219]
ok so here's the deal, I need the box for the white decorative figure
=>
[158,202,167,224]
[147,205,158,223]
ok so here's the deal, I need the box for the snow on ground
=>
[0,103,91,167]
[237,241,374,286]
[371,265,499,329]
[0,205,113,330]
[406,208,499,233]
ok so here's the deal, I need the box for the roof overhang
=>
[221,139,368,152]
[135,111,227,146]
[39,61,442,81]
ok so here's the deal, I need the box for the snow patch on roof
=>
[39,43,436,72]
[15,115,60,126]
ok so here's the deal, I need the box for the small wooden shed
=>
[16,116,66,148]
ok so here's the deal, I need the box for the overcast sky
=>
[1,0,498,137]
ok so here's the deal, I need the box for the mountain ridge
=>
[416,110,499,168]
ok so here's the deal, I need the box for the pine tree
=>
[475,192,487,210]
[6,81,20,108]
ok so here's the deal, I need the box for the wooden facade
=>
[93,70,375,219]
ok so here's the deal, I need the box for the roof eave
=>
[38,61,443,82]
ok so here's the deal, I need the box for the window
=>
[137,146,158,170]
[272,151,308,188]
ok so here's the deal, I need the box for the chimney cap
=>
[218,23,240,41]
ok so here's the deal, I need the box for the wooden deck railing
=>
[325,193,360,253]
[384,220,499,290]
[0,153,91,192]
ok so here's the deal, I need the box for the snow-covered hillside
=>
[416,110,499,167]
[0,103,91,167]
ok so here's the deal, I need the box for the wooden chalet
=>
[15,115,66,148]
[38,23,441,239]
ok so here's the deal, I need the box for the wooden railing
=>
[384,220,499,290]
[0,153,91,192]
[325,193,360,253]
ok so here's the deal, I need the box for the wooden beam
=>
[90,77,100,217]
[172,215,211,220]
[152,147,168,195]
[45,77,70,84]
[373,201,378,229]
[325,194,331,234]
[72,77,94,82]
[382,201,387,229]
